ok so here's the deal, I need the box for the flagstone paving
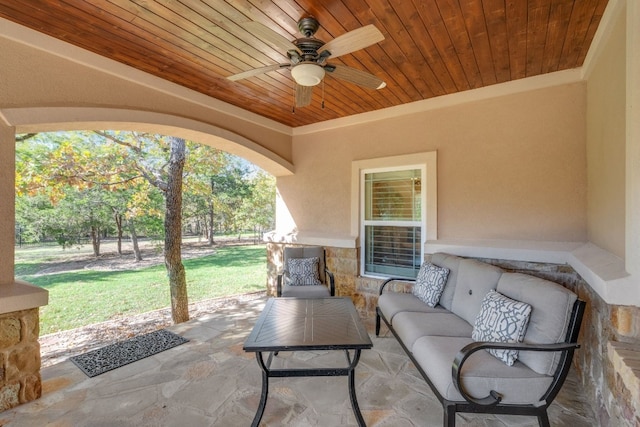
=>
[0,296,597,426]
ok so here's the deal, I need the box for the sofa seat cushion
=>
[393,312,473,350]
[412,336,553,405]
[281,284,330,298]
[496,273,578,375]
[378,292,447,323]
[450,259,503,325]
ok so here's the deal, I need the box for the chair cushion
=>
[284,246,326,283]
[412,262,450,307]
[430,253,462,311]
[472,290,532,366]
[496,273,578,375]
[412,335,553,405]
[450,259,503,325]
[378,292,446,324]
[281,283,330,298]
[287,257,321,286]
[392,312,472,350]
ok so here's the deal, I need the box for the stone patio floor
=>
[0,296,597,426]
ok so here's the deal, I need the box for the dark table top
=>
[243,297,373,352]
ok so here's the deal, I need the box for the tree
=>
[15,130,275,325]
[164,137,189,323]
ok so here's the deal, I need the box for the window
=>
[352,152,437,279]
[362,168,423,277]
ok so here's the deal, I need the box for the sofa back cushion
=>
[496,273,578,376]
[430,253,462,311]
[450,259,503,325]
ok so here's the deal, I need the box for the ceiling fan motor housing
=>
[297,17,320,37]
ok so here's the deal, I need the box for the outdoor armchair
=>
[277,246,335,297]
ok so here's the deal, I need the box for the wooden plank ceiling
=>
[0,0,608,128]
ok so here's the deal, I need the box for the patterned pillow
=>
[411,262,450,307]
[472,290,532,366]
[287,257,322,286]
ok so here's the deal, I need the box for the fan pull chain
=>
[292,85,296,114]
[321,80,325,109]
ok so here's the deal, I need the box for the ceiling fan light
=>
[291,63,325,86]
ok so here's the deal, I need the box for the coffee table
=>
[243,297,373,426]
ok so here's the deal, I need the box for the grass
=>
[16,244,267,335]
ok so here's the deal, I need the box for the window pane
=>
[365,170,421,221]
[364,225,421,278]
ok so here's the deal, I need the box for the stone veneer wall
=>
[0,308,41,411]
[265,243,640,426]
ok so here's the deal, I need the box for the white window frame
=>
[351,152,438,279]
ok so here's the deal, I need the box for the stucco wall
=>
[586,5,627,259]
[279,82,588,243]
[0,30,292,176]
[0,125,14,284]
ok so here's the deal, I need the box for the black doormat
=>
[70,329,189,377]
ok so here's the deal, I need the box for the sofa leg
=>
[537,411,550,427]
[443,404,456,427]
[375,314,381,336]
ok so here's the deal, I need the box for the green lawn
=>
[17,245,267,335]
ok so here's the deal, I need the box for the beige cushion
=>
[413,335,553,404]
[378,292,446,324]
[496,273,578,375]
[284,246,326,284]
[392,312,472,350]
[281,283,330,298]
[430,253,462,311]
[450,259,503,325]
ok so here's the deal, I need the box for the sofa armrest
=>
[379,277,416,295]
[451,341,581,406]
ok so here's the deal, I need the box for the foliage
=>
[15,131,276,251]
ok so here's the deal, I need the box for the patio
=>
[1,295,596,426]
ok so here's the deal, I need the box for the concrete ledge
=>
[264,231,357,248]
[425,239,636,307]
[0,280,48,314]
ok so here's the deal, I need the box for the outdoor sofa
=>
[376,252,585,427]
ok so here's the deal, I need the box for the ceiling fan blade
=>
[320,25,384,58]
[227,63,290,81]
[326,65,386,89]
[242,21,301,54]
[295,84,313,107]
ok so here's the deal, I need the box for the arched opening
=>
[11,110,289,352]
[0,107,293,408]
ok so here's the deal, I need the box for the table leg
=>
[251,352,270,427]
[346,349,366,427]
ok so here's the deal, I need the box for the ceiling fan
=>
[227,17,386,108]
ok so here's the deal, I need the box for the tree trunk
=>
[208,200,215,246]
[91,225,100,257]
[165,137,189,324]
[128,218,142,262]
[114,212,123,255]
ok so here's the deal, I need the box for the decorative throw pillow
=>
[472,290,532,366]
[411,262,450,307]
[287,257,322,286]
